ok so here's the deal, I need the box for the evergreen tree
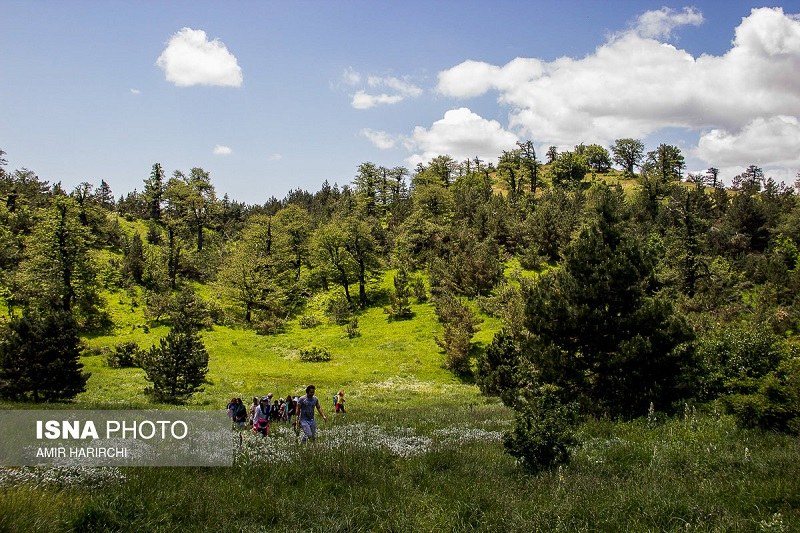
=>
[389,266,413,319]
[144,163,165,221]
[0,308,89,402]
[523,184,694,417]
[122,232,146,284]
[139,320,209,404]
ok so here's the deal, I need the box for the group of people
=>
[226,386,346,443]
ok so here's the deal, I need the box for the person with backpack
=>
[295,385,327,443]
[252,396,271,436]
[231,398,247,429]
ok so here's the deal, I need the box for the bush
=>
[326,293,352,325]
[503,386,579,473]
[254,318,287,336]
[299,315,321,329]
[722,354,800,433]
[434,294,481,375]
[695,326,783,400]
[412,275,428,303]
[346,317,360,338]
[299,346,332,362]
[106,341,141,368]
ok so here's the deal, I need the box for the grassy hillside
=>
[77,268,503,410]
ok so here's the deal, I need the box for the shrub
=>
[299,346,332,362]
[106,341,141,368]
[299,315,321,329]
[254,318,286,336]
[503,385,579,473]
[412,275,428,303]
[722,354,800,433]
[434,294,481,375]
[346,317,360,338]
[695,326,783,400]
[326,293,352,325]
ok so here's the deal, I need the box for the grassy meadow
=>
[1,268,799,531]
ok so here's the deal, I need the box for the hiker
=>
[335,390,346,414]
[231,398,247,429]
[286,395,297,424]
[272,399,281,421]
[253,396,271,436]
[295,385,327,443]
[226,397,237,419]
[248,397,258,429]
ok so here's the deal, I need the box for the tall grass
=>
[2,408,798,531]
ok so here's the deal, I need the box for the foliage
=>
[345,317,360,338]
[611,138,645,177]
[0,308,89,402]
[14,196,105,327]
[503,385,579,472]
[299,314,321,329]
[138,321,209,403]
[434,294,481,375]
[106,340,141,369]
[389,267,413,319]
[521,184,695,418]
[325,292,352,325]
[694,325,784,400]
[298,345,332,362]
[722,354,800,433]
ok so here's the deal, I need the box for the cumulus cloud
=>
[346,68,422,109]
[405,108,518,167]
[632,7,704,39]
[432,7,800,174]
[213,145,232,156]
[130,88,141,95]
[697,116,800,168]
[156,28,243,87]
[361,128,398,150]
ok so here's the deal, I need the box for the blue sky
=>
[2,1,800,203]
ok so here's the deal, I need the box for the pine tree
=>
[138,320,209,403]
[523,184,694,417]
[0,308,89,402]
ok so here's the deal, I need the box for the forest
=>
[0,138,799,473]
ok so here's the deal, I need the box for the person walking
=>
[253,396,271,436]
[294,385,327,443]
[335,390,346,414]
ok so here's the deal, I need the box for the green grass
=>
[80,286,486,409]
[3,267,799,530]
[2,409,798,532]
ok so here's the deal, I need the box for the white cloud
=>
[368,75,423,98]
[130,88,141,95]
[343,67,361,85]
[432,7,800,173]
[213,145,232,156]
[406,108,518,166]
[632,7,704,39]
[346,69,422,109]
[696,116,800,168]
[268,153,283,161]
[352,90,404,109]
[361,128,397,150]
[156,28,243,87]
